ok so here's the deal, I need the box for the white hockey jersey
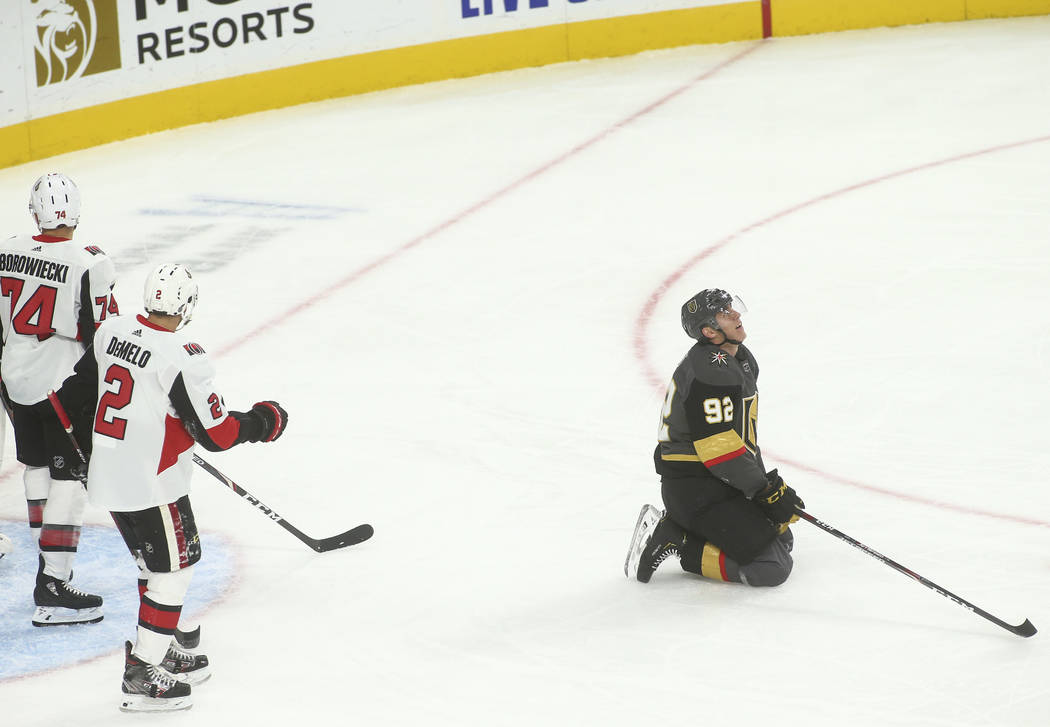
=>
[0,233,118,404]
[82,313,243,512]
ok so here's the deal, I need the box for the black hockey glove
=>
[755,469,804,525]
[249,400,288,442]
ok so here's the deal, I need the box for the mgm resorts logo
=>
[32,0,121,87]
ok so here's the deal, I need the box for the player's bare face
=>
[715,309,746,342]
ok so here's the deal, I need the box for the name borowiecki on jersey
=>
[0,233,118,405]
[654,340,768,497]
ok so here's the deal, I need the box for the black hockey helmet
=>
[681,289,741,340]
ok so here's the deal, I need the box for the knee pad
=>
[738,538,794,587]
[739,558,793,587]
[24,466,50,500]
[137,566,195,660]
[40,479,87,526]
[145,565,195,606]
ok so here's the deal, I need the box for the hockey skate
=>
[32,570,103,626]
[624,505,685,583]
[162,639,211,685]
[120,642,192,712]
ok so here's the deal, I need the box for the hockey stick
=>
[46,391,373,553]
[796,509,1036,638]
[191,454,373,552]
[46,391,89,482]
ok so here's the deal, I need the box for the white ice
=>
[1,15,1049,726]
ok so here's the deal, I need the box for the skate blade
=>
[119,693,193,712]
[624,504,661,579]
[32,606,104,626]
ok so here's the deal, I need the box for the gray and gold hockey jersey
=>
[654,341,768,497]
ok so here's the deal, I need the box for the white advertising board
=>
[4,0,738,130]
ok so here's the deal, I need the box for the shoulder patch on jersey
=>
[83,245,104,256]
[710,351,729,366]
[183,342,206,356]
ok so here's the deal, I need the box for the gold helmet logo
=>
[32,0,121,86]
[687,300,698,314]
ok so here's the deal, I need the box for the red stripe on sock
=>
[139,598,182,633]
[27,501,45,525]
[39,525,80,550]
[718,550,729,582]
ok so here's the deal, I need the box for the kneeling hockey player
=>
[625,288,804,587]
[51,263,288,711]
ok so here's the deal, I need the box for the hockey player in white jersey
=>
[53,262,288,711]
[0,172,118,626]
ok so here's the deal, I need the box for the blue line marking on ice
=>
[139,195,364,219]
[0,520,234,682]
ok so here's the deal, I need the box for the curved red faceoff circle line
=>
[2,43,1044,534]
[633,133,1050,529]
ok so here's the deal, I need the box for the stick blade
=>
[313,523,374,552]
[1011,619,1037,638]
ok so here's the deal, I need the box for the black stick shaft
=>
[191,454,372,552]
[796,509,1035,637]
[191,453,309,540]
[46,390,370,552]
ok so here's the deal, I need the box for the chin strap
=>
[710,329,742,347]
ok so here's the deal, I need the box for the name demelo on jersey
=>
[105,336,152,368]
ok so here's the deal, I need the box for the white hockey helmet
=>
[29,173,81,231]
[143,263,198,328]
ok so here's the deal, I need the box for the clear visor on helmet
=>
[717,294,748,317]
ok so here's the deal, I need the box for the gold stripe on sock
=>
[700,543,729,582]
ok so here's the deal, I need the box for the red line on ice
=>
[632,133,1050,529]
[212,42,764,358]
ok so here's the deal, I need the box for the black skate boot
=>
[120,642,192,712]
[162,640,211,685]
[32,564,104,626]
[624,505,687,583]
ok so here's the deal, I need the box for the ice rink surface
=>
[1,15,1049,726]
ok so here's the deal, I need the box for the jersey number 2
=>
[96,364,134,440]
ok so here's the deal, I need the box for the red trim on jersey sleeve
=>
[157,415,195,474]
[206,416,240,450]
[702,447,747,467]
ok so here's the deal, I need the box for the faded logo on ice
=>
[32,0,121,86]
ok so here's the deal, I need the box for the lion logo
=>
[32,0,121,87]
